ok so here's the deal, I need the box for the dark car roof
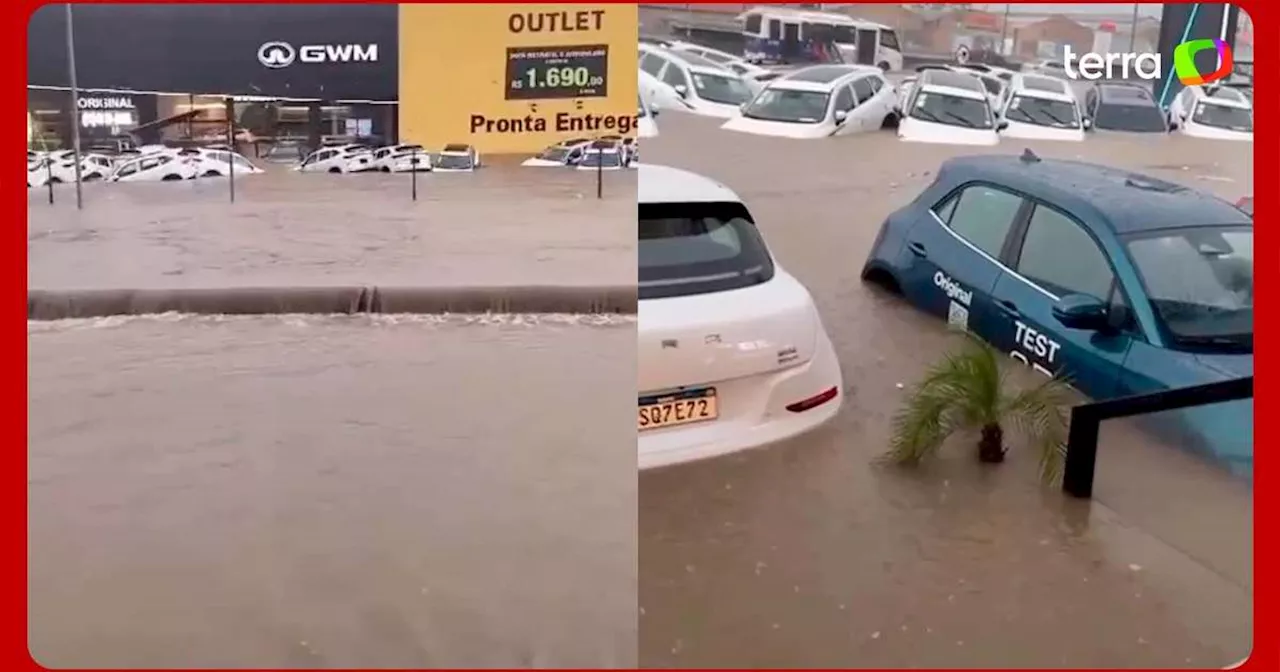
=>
[937,155,1250,235]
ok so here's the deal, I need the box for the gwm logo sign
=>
[256,41,379,68]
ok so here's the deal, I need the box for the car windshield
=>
[909,91,992,129]
[639,201,775,300]
[435,153,473,170]
[690,71,753,105]
[1004,95,1079,128]
[1125,225,1253,351]
[1192,102,1253,132]
[536,145,572,162]
[742,88,830,123]
[1095,102,1167,132]
[581,150,622,168]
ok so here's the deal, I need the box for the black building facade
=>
[28,4,400,149]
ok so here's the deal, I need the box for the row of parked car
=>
[637,38,1254,145]
[521,137,640,170]
[25,141,492,188]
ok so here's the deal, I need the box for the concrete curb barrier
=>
[28,286,638,320]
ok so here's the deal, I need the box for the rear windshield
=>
[639,201,775,300]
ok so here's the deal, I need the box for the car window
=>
[744,13,762,34]
[867,75,884,95]
[833,85,854,112]
[943,185,1024,258]
[880,29,900,51]
[640,52,665,76]
[768,18,781,40]
[639,201,775,300]
[1016,204,1114,299]
[115,162,138,177]
[661,63,690,90]
[852,77,875,105]
[728,63,748,75]
[232,155,254,169]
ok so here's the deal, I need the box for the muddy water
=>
[28,167,636,289]
[638,112,1251,668]
[29,314,637,669]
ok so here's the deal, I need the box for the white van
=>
[639,44,754,118]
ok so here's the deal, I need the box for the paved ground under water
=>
[638,111,1252,668]
[27,166,636,290]
[28,314,637,669]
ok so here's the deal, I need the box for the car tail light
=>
[785,386,839,413]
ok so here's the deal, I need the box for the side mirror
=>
[834,109,849,123]
[1053,294,1109,331]
[674,84,689,98]
[649,104,660,117]
[1082,117,1093,130]
[996,120,1009,131]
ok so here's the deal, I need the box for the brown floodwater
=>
[28,313,637,669]
[638,112,1251,668]
[28,166,636,290]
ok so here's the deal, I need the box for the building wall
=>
[399,4,637,155]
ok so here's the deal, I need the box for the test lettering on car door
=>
[1012,320,1060,377]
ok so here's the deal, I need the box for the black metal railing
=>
[1062,376,1253,499]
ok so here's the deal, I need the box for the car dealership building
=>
[27,4,637,156]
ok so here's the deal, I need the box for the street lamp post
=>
[64,3,84,210]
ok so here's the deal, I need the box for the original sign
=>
[505,44,609,100]
[78,96,135,110]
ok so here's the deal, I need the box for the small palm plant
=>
[886,331,1072,485]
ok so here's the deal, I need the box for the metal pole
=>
[999,4,1011,56]
[225,97,235,203]
[64,3,84,210]
[410,147,418,201]
[1128,3,1140,52]
[45,158,55,205]
[595,145,603,200]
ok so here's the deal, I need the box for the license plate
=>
[638,387,718,431]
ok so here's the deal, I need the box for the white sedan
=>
[295,145,377,173]
[638,164,843,470]
[433,144,480,172]
[27,151,114,186]
[108,152,199,182]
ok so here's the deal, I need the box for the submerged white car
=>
[638,164,843,470]
[722,64,895,139]
[577,139,630,171]
[371,143,427,171]
[898,69,999,146]
[522,138,593,167]
[1168,85,1253,141]
[639,45,754,118]
[27,152,115,185]
[995,74,1085,141]
[295,145,377,173]
[108,152,199,182]
[434,144,480,172]
[174,147,265,177]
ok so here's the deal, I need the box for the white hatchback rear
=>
[638,164,843,470]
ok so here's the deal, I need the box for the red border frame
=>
[13,0,1271,670]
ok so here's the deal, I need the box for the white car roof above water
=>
[639,164,740,204]
[773,64,882,93]
[1008,75,1076,103]
[640,43,736,75]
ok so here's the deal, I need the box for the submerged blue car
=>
[861,153,1253,476]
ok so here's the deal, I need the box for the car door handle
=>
[996,299,1020,317]
[907,241,927,257]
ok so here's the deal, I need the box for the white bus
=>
[737,7,903,71]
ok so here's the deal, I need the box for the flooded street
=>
[28,167,636,289]
[29,314,637,668]
[638,112,1251,667]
